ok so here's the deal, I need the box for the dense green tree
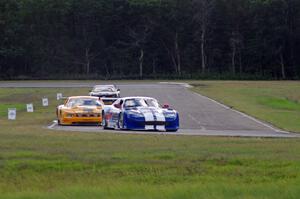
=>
[0,0,299,79]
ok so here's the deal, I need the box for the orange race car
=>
[56,96,103,125]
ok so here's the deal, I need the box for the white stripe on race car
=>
[141,110,155,130]
[145,125,155,130]
[156,125,165,131]
[140,108,166,131]
[154,111,166,122]
[142,111,154,121]
[153,111,166,131]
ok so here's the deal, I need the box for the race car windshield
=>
[67,98,101,107]
[93,87,114,92]
[145,99,160,108]
[124,99,147,108]
[124,98,159,108]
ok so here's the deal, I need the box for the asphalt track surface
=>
[1,81,299,138]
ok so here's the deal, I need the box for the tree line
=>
[0,0,300,80]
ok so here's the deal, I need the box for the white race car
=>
[89,85,120,98]
[102,96,179,132]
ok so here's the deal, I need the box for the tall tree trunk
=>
[162,40,177,74]
[171,56,178,74]
[104,62,110,79]
[231,43,236,74]
[201,26,206,74]
[139,48,144,79]
[85,47,90,75]
[175,32,181,75]
[287,1,295,77]
[86,61,90,75]
[152,58,156,75]
[239,48,242,74]
[280,49,286,79]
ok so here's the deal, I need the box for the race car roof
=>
[93,85,116,88]
[68,96,100,99]
[118,96,156,101]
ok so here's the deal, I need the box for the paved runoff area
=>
[1,81,299,138]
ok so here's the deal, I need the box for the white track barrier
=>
[8,108,16,120]
[26,103,34,112]
[42,98,49,107]
[5,93,62,120]
[57,93,62,100]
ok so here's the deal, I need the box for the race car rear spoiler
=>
[100,97,118,105]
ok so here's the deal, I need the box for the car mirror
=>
[117,89,120,92]
[162,104,169,109]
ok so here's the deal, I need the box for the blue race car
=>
[102,97,179,132]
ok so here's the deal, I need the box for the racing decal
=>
[138,108,155,130]
[153,110,166,122]
[135,107,167,131]
[143,108,166,131]
[152,109,166,131]
[139,108,154,121]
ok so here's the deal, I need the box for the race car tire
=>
[102,111,109,129]
[57,118,64,126]
[118,113,124,130]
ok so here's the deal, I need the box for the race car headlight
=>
[164,112,177,118]
[65,113,75,118]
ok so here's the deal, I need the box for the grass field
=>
[0,83,300,198]
[190,81,300,133]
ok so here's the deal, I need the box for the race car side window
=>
[114,99,120,105]
[113,99,123,109]
[66,99,74,107]
[120,100,123,108]
[98,99,104,106]
[145,98,160,108]
[64,98,69,105]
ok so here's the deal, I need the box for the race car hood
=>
[128,106,174,113]
[127,106,176,121]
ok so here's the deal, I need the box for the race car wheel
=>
[102,118,108,129]
[118,113,124,130]
[102,111,108,129]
